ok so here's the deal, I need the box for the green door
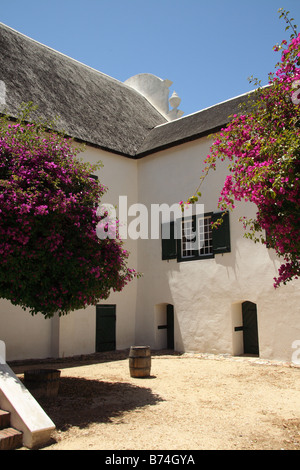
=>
[167,304,174,349]
[96,305,116,352]
[242,301,259,355]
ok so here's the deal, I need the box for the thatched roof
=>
[0,22,166,156]
[0,22,254,158]
[135,93,253,157]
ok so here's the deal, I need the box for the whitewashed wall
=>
[1,133,299,363]
[134,137,300,362]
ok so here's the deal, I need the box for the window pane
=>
[198,216,212,255]
[181,219,195,258]
[181,215,213,259]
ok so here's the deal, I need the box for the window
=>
[181,218,195,259]
[161,211,231,262]
[180,214,214,261]
[181,215,213,259]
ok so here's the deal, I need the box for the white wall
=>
[1,134,299,363]
[135,137,300,362]
[82,147,139,352]
[0,300,53,360]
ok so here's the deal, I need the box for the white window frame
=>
[180,214,213,260]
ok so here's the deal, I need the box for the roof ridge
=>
[153,87,261,129]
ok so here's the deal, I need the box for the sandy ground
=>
[11,350,300,451]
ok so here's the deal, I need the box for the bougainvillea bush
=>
[195,10,300,288]
[0,105,137,318]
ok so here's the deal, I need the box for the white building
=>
[0,23,299,363]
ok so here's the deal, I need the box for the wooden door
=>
[167,304,174,349]
[96,305,116,352]
[242,301,259,355]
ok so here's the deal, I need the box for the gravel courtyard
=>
[11,350,300,451]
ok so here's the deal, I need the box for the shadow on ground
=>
[37,376,164,433]
[10,350,174,448]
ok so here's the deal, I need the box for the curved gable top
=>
[0,23,166,156]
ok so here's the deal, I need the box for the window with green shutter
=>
[161,211,231,262]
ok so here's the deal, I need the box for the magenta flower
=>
[203,22,300,287]
[0,106,138,317]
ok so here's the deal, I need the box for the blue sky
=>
[1,0,300,116]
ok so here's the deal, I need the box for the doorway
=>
[242,301,259,355]
[155,303,174,349]
[95,304,116,352]
[166,304,174,349]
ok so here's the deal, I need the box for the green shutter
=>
[212,211,231,254]
[161,221,177,260]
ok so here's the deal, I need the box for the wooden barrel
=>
[129,346,151,378]
[24,369,61,399]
